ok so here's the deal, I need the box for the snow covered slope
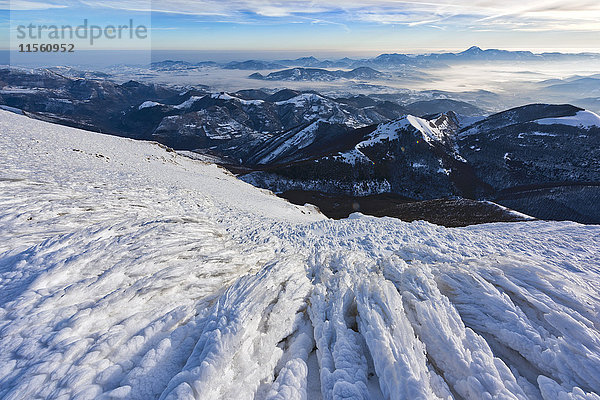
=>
[1,110,600,400]
[535,110,600,129]
[357,112,459,150]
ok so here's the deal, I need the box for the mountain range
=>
[150,47,600,72]
[250,67,384,81]
[1,67,599,224]
[243,104,600,223]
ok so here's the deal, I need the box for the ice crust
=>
[0,110,599,399]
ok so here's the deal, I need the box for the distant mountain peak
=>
[462,46,484,54]
[297,56,318,61]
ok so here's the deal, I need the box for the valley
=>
[2,48,600,224]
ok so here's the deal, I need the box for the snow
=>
[0,87,42,95]
[177,150,226,165]
[357,119,411,148]
[535,111,600,129]
[211,92,264,106]
[258,121,323,165]
[483,201,536,220]
[174,96,203,110]
[334,149,372,165]
[275,93,327,107]
[139,101,161,110]
[357,114,452,150]
[406,115,446,144]
[518,132,558,138]
[1,109,600,399]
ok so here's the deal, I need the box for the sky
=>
[1,0,600,54]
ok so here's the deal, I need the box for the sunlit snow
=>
[535,110,600,129]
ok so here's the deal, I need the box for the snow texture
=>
[1,110,599,400]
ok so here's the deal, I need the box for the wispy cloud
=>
[6,0,600,32]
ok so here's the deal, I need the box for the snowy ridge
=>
[275,93,328,107]
[1,110,600,399]
[357,119,412,148]
[211,92,265,106]
[139,101,162,110]
[406,115,446,144]
[483,201,536,220]
[145,93,265,112]
[174,96,203,110]
[357,113,455,150]
[535,110,600,129]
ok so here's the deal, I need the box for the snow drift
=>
[0,110,599,400]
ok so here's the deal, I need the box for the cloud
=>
[6,0,600,32]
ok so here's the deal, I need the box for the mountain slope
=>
[243,111,482,199]
[458,104,600,222]
[244,104,600,223]
[147,91,405,161]
[1,111,599,399]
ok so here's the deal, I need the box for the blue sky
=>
[2,0,600,53]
